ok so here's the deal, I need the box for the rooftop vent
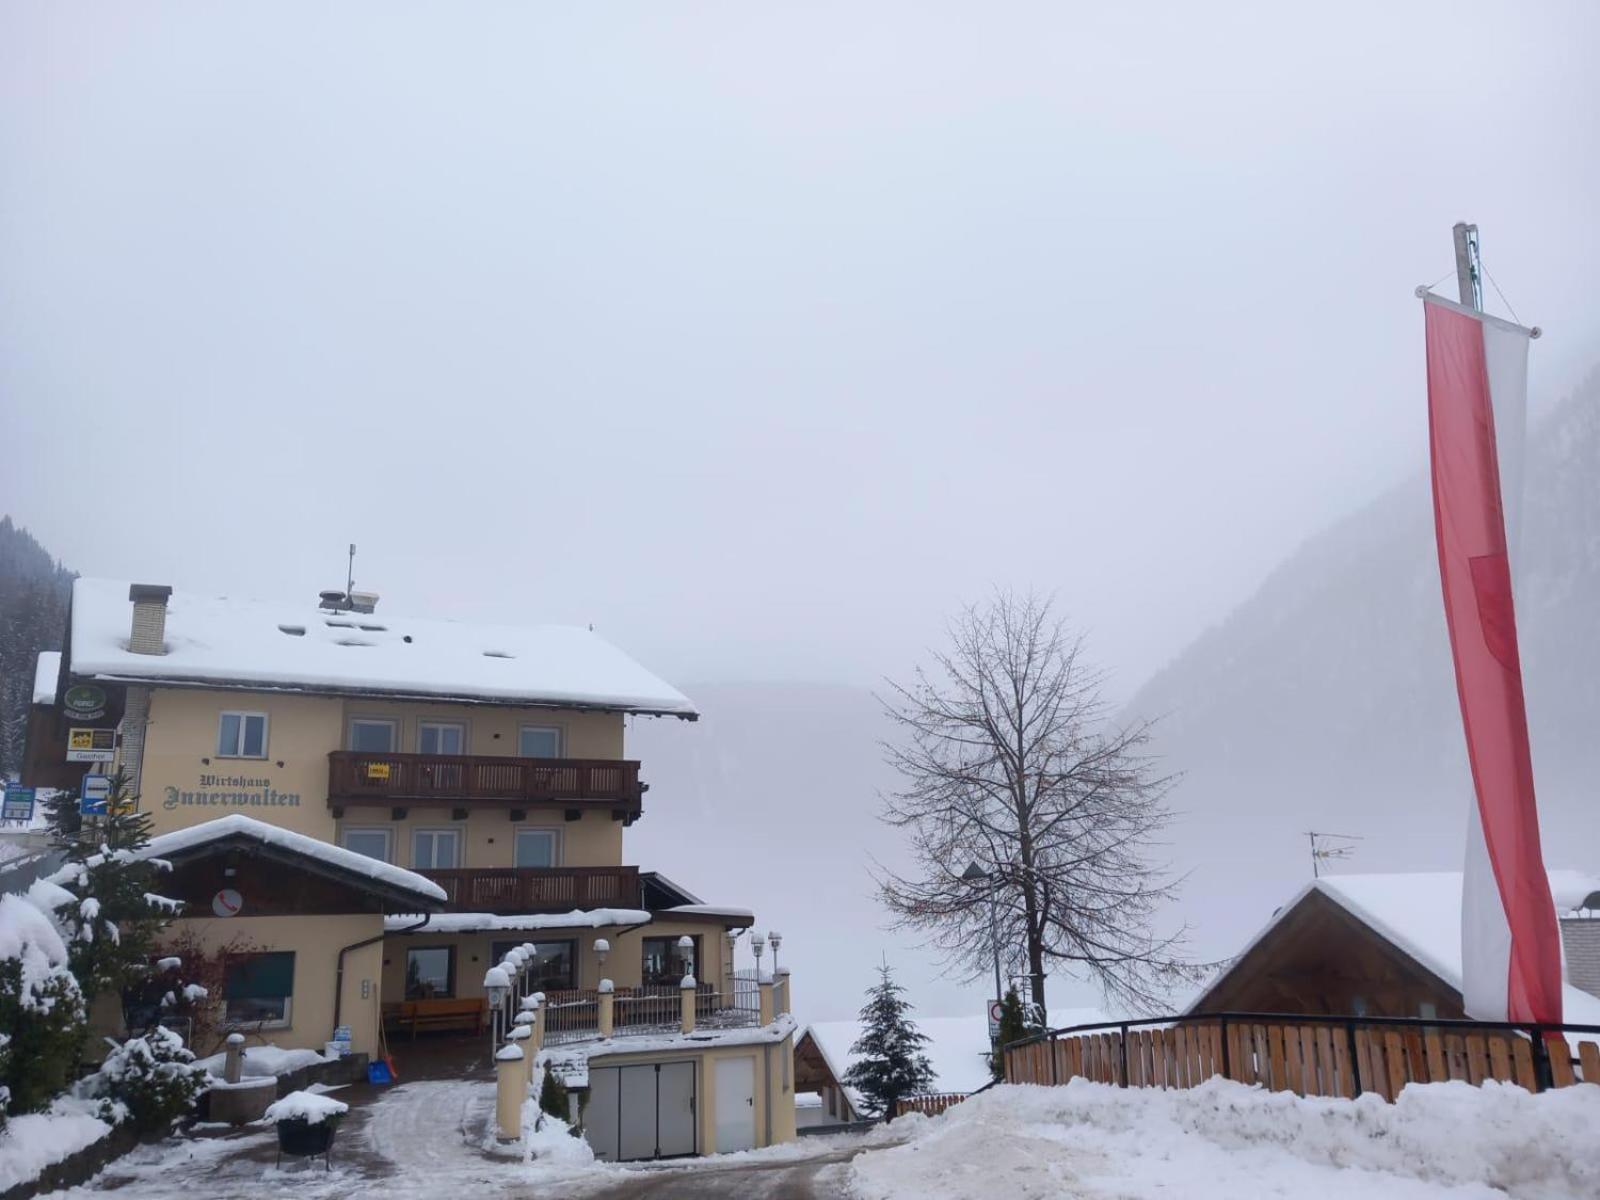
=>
[358,623,387,632]
[318,589,349,611]
[278,624,306,637]
[335,638,375,647]
[325,619,354,628]
[349,591,379,615]
[483,650,514,659]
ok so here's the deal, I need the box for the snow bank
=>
[0,1098,113,1192]
[264,1090,348,1125]
[848,1078,1600,1200]
[195,1042,331,1080]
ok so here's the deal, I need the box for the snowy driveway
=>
[45,1077,891,1200]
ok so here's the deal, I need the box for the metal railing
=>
[1002,1012,1600,1100]
[420,866,641,913]
[536,984,763,1046]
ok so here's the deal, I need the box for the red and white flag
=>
[1423,291,1562,1026]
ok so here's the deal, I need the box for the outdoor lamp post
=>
[676,934,695,981]
[751,932,765,974]
[963,861,1004,1023]
[594,937,610,972]
[768,930,783,974]
[484,966,511,1051]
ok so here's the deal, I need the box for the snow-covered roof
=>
[32,651,60,705]
[540,1013,799,1088]
[1190,870,1600,1025]
[802,1010,1108,1099]
[67,577,697,717]
[129,815,447,907]
[659,904,755,923]
[384,908,650,934]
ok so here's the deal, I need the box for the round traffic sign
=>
[211,889,243,917]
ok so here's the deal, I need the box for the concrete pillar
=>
[775,966,792,1017]
[681,975,697,1035]
[495,1043,525,1142]
[508,1024,534,1090]
[758,976,775,1026]
[531,994,546,1053]
[598,980,615,1038]
[222,1033,245,1085]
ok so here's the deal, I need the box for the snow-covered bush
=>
[0,890,88,1118]
[88,1026,208,1134]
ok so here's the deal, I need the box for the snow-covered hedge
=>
[85,1027,209,1134]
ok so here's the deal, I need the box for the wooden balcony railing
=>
[327,752,643,813]
[420,866,642,913]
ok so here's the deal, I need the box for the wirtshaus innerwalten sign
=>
[162,775,303,810]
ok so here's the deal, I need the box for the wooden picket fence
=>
[1004,1014,1600,1102]
[893,1092,970,1118]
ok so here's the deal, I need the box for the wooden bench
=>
[382,998,486,1039]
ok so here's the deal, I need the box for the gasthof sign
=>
[66,727,117,763]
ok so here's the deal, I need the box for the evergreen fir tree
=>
[990,985,1027,1080]
[842,963,934,1120]
[537,1064,570,1124]
[43,784,81,841]
[52,771,177,1004]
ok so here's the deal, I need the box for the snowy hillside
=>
[1126,367,1600,963]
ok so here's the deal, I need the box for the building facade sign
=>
[66,727,116,762]
[162,774,303,811]
[62,684,109,721]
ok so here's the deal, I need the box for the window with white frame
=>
[418,720,466,755]
[518,725,562,758]
[224,951,294,1027]
[348,718,398,753]
[217,711,269,758]
[412,828,461,869]
[341,827,392,862]
[514,829,558,868]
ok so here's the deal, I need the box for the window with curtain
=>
[224,951,295,1026]
[412,829,460,869]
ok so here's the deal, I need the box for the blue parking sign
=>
[80,774,113,816]
[2,787,35,822]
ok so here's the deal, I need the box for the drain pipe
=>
[335,914,431,1032]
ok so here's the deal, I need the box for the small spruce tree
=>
[842,963,934,1121]
[990,986,1028,1080]
[52,772,179,1005]
[537,1064,570,1125]
[42,784,82,841]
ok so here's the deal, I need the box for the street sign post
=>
[80,774,113,816]
[1,787,36,822]
[988,998,1004,1040]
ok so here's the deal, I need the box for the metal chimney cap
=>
[128,584,173,604]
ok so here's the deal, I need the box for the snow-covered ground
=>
[846,1078,1600,1200]
[23,1072,1598,1199]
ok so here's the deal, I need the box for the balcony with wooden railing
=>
[327,752,644,817]
[420,865,642,913]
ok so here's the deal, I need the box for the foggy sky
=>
[4,3,1600,1018]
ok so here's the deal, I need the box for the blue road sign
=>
[2,786,35,822]
[80,774,113,816]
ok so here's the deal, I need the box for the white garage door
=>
[584,1062,699,1162]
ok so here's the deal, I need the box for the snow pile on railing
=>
[848,1077,1599,1200]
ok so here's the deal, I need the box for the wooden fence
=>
[893,1092,970,1118]
[1004,1015,1600,1102]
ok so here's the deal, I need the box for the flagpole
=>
[1452,221,1483,311]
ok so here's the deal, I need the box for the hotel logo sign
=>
[63,684,109,721]
[164,774,303,811]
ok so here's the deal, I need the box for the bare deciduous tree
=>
[877,591,1203,1016]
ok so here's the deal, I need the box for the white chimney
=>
[127,584,172,655]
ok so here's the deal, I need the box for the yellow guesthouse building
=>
[26,578,796,1159]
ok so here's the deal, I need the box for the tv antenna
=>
[346,543,356,598]
[1307,831,1362,879]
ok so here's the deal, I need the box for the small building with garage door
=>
[537,969,799,1161]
